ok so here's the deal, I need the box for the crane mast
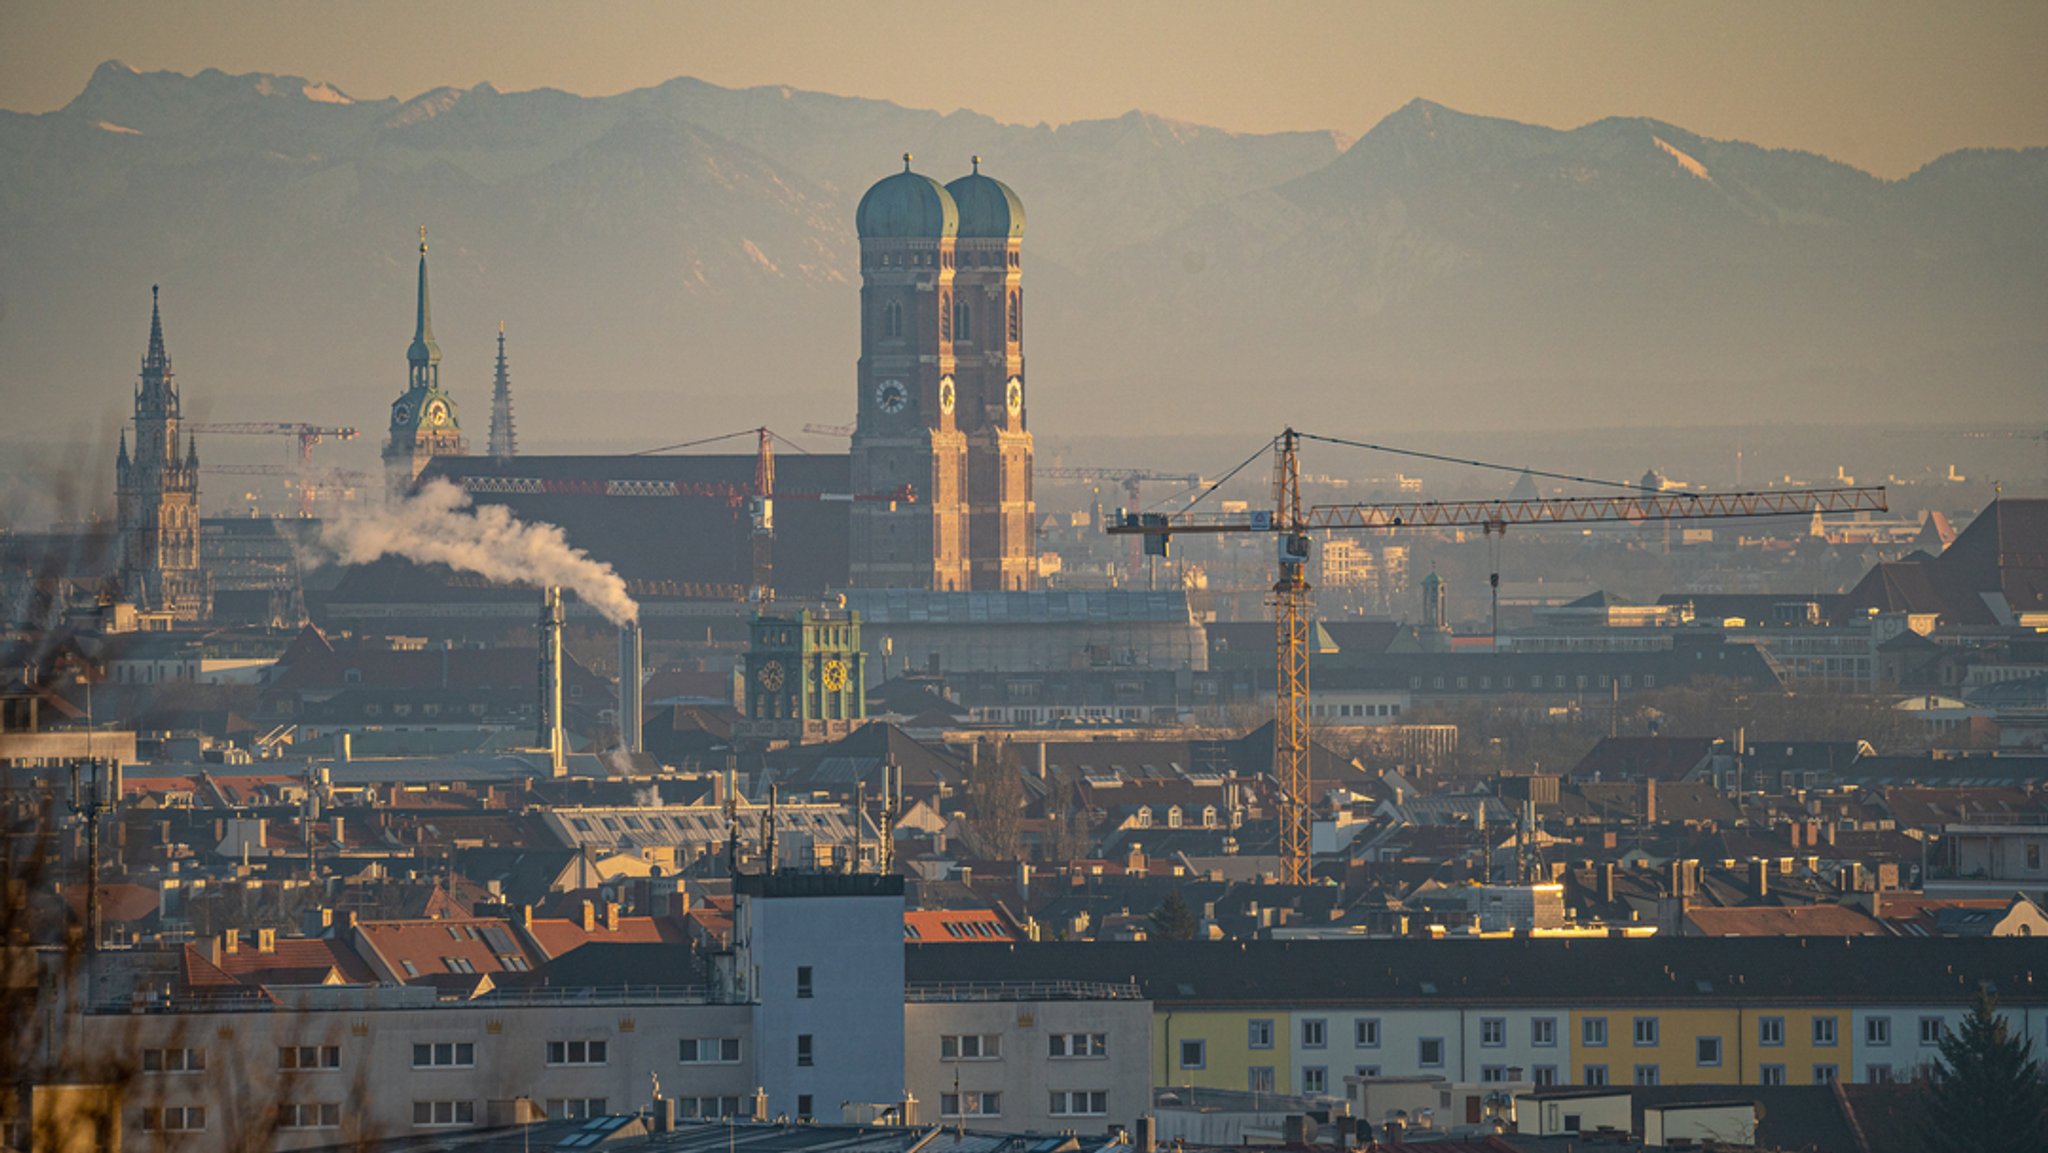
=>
[1109,429,1889,886]
[1270,430,1313,884]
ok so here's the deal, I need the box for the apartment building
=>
[908,937,2048,1096]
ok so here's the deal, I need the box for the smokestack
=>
[618,620,643,755]
[540,587,566,778]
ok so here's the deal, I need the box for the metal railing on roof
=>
[905,980,1142,1003]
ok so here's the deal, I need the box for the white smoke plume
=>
[321,479,639,626]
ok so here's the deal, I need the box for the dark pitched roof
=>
[904,937,2048,1007]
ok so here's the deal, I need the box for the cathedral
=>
[851,155,1035,591]
[115,287,209,622]
[383,228,468,498]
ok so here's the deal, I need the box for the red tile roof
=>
[351,918,546,983]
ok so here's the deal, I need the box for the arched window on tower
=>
[884,300,902,339]
[1007,291,1021,343]
[955,298,971,343]
[939,292,952,341]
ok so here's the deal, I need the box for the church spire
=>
[488,320,517,460]
[144,283,169,372]
[407,226,440,386]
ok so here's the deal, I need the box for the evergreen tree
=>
[1918,990,2048,1153]
[1150,890,1199,941]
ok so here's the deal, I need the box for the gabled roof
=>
[351,917,547,984]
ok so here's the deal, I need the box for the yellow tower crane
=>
[1109,428,1889,885]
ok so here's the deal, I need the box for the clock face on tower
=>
[939,377,956,417]
[392,402,413,427]
[875,379,908,414]
[1006,378,1023,417]
[425,399,449,428]
[755,659,785,692]
[822,660,848,692]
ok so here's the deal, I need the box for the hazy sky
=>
[4,1,2045,178]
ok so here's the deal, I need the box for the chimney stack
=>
[539,587,566,778]
[618,621,643,756]
[1749,858,1769,899]
[580,900,596,932]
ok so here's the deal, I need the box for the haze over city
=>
[3,5,2047,1151]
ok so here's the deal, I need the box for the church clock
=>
[875,379,909,414]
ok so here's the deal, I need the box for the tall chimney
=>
[539,587,565,778]
[618,620,643,755]
[1749,858,1769,899]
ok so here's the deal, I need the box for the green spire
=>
[408,226,440,370]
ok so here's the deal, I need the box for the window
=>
[942,1035,999,1060]
[699,1097,745,1119]
[1007,292,1020,342]
[412,1042,475,1068]
[142,1107,207,1131]
[1249,1019,1275,1049]
[1866,1017,1892,1046]
[141,1048,206,1073]
[797,966,813,998]
[279,1045,340,1070]
[546,1040,608,1066]
[1634,1064,1660,1086]
[1919,1017,1946,1046]
[1583,1065,1609,1086]
[1480,1018,1506,1047]
[1248,1067,1276,1093]
[797,1035,814,1067]
[1481,1065,1510,1083]
[1532,1017,1558,1048]
[1355,1018,1381,1048]
[1050,1091,1107,1117]
[412,1101,475,1128]
[1354,1065,1382,1078]
[277,1103,340,1130]
[1633,1017,1659,1047]
[1301,1018,1327,1049]
[1813,1017,1839,1047]
[547,1099,608,1120]
[1302,1067,1327,1095]
[797,1095,814,1121]
[1813,1064,1839,1084]
[1533,1065,1559,1087]
[883,300,903,339]
[940,1092,1000,1117]
[1868,1064,1896,1084]
[1760,1063,1787,1085]
[680,1037,741,1064]
[1583,1017,1608,1048]
[1179,1040,1206,1070]
[1050,1033,1107,1059]
[954,299,971,342]
[1418,1038,1445,1068]
[1698,1037,1723,1067]
[1760,1016,1785,1047]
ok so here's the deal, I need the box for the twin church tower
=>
[850,155,1035,592]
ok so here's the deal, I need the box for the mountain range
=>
[2,61,2043,468]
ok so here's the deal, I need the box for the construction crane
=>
[186,423,361,515]
[1108,428,1890,885]
[1040,467,1206,584]
[802,422,856,438]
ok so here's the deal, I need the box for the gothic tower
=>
[488,321,516,460]
[945,157,1035,590]
[115,286,208,621]
[848,156,970,590]
[383,227,467,499]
